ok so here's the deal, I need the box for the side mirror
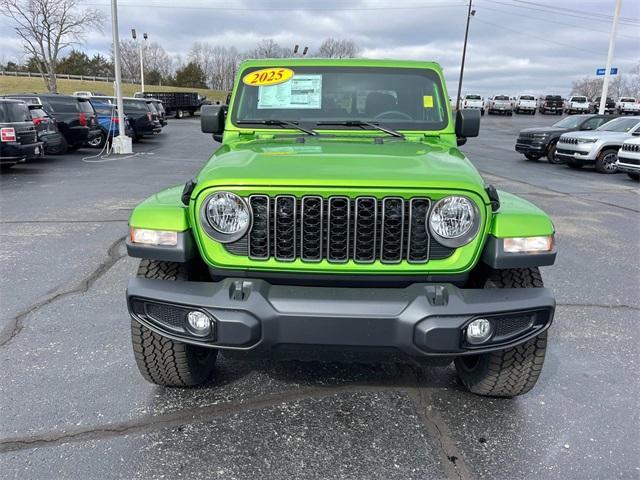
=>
[201,105,225,140]
[455,108,480,146]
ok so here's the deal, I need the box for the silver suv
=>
[556,116,640,173]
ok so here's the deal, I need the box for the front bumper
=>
[555,143,597,162]
[127,278,555,358]
[515,139,548,155]
[616,158,640,174]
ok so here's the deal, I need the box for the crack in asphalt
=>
[557,302,640,311]
[0,382,428,454]
[407,377,474,480]
[0,236,127,348]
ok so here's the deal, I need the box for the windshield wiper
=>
[316,120,405,138]
[236,119,318,136]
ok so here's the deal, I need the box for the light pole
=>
[110,0,132,154]
[456,0,475,111]
[132,29,148,93]
[599,0,621,115]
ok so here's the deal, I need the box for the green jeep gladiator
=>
[126,59,556,397]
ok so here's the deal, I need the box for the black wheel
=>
[525,153,541,161]
[131,259,218,387]
[546,141,562,164]
[46,136,68,155]
[627,173,639,181]
[87,130,106,149]
[455,268,548,397]
[176,109,184,119]
[481,110,485,116]
[595,148,618,174]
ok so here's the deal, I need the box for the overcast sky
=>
[1,0,638,96]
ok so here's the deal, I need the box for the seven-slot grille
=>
[225,195,455,264]
[560,137,579,145]
[621,143,640,153]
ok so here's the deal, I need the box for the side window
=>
[582,118,603,130]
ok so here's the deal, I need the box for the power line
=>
[473,18,603,55]
[481,0,640,26]
[505,0,639,24]
[477,3,639,40]
[86,1,469,12]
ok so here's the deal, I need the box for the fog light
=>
[466,318,492,345]
[187,311,212,336]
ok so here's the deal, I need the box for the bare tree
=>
[249,39,289,59]
[316,38,360,58]
[0,0,105,92]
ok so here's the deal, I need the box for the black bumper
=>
[0,141,43,164]
[127,278,555,358]
[515,141,547,155]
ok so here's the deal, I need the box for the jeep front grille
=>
[225,195,455,263]
[621,143,640,153]
[561,137,579,145]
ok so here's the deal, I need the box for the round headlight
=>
[428,196,480,248]
[201,191,251,242]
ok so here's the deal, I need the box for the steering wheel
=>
[374,110,413,120]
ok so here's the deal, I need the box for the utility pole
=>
[599,0,621,115]
[132,30,148,93]
[456,0,475,111]
[110,0,132,154]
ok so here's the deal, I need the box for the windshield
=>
[0,101,31,122]
[494,96,509,101]
[620,98,635,103]
[519,95,534,100]
[571,97,587,102]
[232,66,448,132]
[553,115,588,128]
[465,95,481,100]
[596,117,640,132]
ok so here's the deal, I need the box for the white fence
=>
[0,70,138,84]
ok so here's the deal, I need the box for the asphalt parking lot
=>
[1,114,638,479]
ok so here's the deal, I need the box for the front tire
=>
[546,140,562,164]
[595,148,618,174]
[455,267,548,397]
[131,259,218,387]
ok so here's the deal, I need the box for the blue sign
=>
[596,67,618,75]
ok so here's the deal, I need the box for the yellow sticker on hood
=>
[242,68,294,86]
[423,95,434,108]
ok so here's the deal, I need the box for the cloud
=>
[1,0,638,95]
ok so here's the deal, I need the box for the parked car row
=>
[460,94,639,116]
[515,113,640,181]
[0,93,168,170]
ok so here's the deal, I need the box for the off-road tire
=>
[455,267,548,397]
[595,148,619,174]
[131,259,217,387]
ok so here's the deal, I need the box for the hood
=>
[195,136,486,194]
[561,130,630,141]
[520,126,567,135]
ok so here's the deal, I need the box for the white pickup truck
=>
[617,97,640,115]
[565,96,590,114]
[514,95,537,115]
[487,95,513,116]
[462,94,485,115]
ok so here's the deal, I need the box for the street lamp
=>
[131,29,148,93]
[456,1,476,111]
